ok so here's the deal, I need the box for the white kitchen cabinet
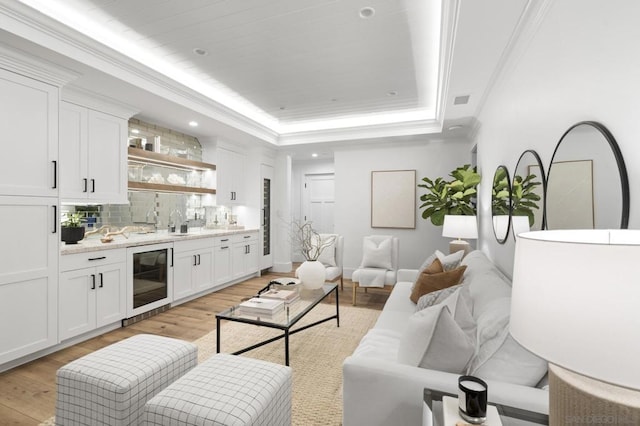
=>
[59,250,126,341]
[213,236,233,286]
[231,232,259,280]
[216,148,245,205]
[0,196,59,364]
[173,238,214,302]
[0,68,58,197]
[60,101,127,203]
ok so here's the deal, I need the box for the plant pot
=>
[297,260,326,290]
[61,226,85,245]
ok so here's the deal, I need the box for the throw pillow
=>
[410,264,467,303]
[440,286,477,342]
[435,249,464,271]
[415,283,463,311]
[315,234,337,267]
[412,252,438,291]
[397,304,475,374]
[361,236,392,269]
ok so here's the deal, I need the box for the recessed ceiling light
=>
[387,90,398,96]
[312,153,318,158]
[193,48,208,56]
[131,129,140,134]
[359,7,375,19]
[279,106,286,110]
[331,98,338,102]
[188,121,198,127]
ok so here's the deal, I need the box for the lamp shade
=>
[442,215,478,239]
[511,229,640,390]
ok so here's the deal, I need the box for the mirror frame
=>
[491,165,511,244]
[546,121,629,229]
[511,150,546,240]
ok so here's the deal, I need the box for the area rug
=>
[40,302,380,426]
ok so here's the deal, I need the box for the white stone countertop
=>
[60,227,260,255]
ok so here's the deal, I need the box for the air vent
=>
[454,95,470,105]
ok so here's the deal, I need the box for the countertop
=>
[60,227,260,255]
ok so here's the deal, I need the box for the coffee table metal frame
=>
[216,283,339,366]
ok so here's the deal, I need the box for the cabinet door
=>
[173,249,195,300]
[232,243,247,279]
[245,241,260,275]
[0,69,58,197]
[87,110,127,203]
[194,248,214,292]
[217,149,244,205]
[59,269,95,341]
[0,196,58,363]
[214,245,232,285]
[95,263,126,328]
[59,102,89,199]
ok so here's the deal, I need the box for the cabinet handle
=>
[83,178,88,193]
[244,235,251,239]
[193,255,197,266]
[170,248,174,267]
[99,273,104,288]
[91,179,96,193]
[52,205,57,234]
[88,256,106,261]
[221,239,229,242]
[197,254,201,265]
[221,246,229,250]
[52,161,57,189]
[91,274,96,290]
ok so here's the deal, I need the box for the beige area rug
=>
[40,302,380,426]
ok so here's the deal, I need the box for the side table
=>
[423,388,549,426]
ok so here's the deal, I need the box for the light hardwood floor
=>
[0,271,389,425]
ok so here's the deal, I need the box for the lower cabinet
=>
[59,250,126,341]
[213,236,233,286]
[232,232,259,280]
[173,238,215,301]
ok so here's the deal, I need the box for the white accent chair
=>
[295,234,344,289]
[351,235,399,306]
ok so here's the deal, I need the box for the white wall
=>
[334,140,473,276]
[475,0,640,275]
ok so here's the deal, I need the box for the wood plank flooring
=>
[0,271,389,425]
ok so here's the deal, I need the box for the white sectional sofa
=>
[342,250,549,426]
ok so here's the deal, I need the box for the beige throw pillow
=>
[410,264,467,304]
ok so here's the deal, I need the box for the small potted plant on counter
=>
[61,212,85,244]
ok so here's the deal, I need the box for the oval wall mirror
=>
[546,121,629,230]
[491,165,511,244]
[511,150,546,240]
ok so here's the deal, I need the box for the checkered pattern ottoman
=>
[56,334,198,426]
[142,354,292,426]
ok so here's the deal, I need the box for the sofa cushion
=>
[361,236,393,269]
[440,286,476,342]
[415,283,463,311]
[373,282,416,332]
[436,249,464,271]
[468,296,547,387]
[397,303,474,374]
[467,270,512,320]
[352,328,401,362]
[409,265,467,303]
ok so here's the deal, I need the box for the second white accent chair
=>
[351,235,399,306]
[295,234,344,290]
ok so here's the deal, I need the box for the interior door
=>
[260,164,274,270]
[303,173,335,233]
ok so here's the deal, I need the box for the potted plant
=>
[511,172,542,227]
[61,212,85,244]
[291,221,336,289]
[418,164,481,226]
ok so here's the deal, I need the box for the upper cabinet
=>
[0,68,59,197]
[217,148,245,205]
[60,101,128,203]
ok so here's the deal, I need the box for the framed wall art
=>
[371,170,416,229]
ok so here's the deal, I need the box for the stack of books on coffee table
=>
[259,288,300,304]
[238,297,285,317]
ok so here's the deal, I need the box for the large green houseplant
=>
[418,164,481,226]
[511,172,542,227]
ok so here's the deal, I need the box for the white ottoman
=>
[56,334,198,426]
[142,354,292,426]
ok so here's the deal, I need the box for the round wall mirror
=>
[491,165,511,244]
[511,150,546,239]
[546,121,629,230]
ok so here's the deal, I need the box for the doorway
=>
[303,173,335,233]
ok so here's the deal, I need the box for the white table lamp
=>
[442,215,477,255]
[511,230,640,423]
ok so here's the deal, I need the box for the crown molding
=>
[62,86,139,118]
[277,119,442,146]
[0,42,79,86]
[434,0,461,125]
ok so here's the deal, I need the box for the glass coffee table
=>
[216,283,339,366]
[423,388,549,426]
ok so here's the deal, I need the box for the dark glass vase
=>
[61,226,85,244]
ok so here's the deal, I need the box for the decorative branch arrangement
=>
[291,221,336,261]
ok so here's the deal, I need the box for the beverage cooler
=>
[126,243,173,318]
